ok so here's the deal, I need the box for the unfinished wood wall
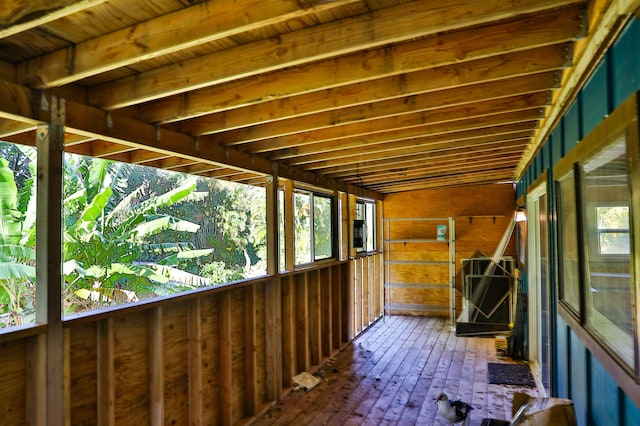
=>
[0,254,383,425]
[383,184,516,318]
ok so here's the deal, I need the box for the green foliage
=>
[0,143,37,327]
[0,144,267,323]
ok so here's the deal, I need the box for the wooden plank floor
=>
[253,316,539,425]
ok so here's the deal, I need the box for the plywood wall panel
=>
[254,283,267,409]
[113,312,150,424]
[0,339,26,424]
[388,265,449,284]
[384,184,516,318]
[231,288,247,424]
[162,303,189,426]
[390,287,449,306]
[68,324,98,425]
[200,294,222,425]
[0,258,380,425]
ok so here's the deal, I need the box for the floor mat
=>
[487,363,536,387]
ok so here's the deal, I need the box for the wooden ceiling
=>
[0,0,637,195]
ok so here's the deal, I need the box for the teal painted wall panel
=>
[623,396,640,426]
[581,58,610,137]
[518,17,640,424]
[562,102,581,153]
[570,332,588,426]
[551,126,563,165]
[541,143,550,171]
[590,357,620,425]
[610,19,640,107]
[556,318,570,398]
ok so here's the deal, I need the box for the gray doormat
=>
[487,363,535,387]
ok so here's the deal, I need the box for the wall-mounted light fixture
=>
[514,207,527,222]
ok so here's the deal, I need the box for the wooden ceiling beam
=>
[287,122,535,170]
[369,169,515,192]
[284,110,542,167]
[65,140,134,158]
[88,0,585,109]
[0,0,109,40]
[17,0,360,88]
[232,89,551,151]
[319,143,528,177]
[216,86,551,147]
[323,139,530,177]
[171,43,571,136]
[0,120,36,140]
[244,72,558,154]
[131,4,586,123]
[515,0,640,178]
[344,155,523,185]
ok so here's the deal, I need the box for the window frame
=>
[354,198,377,254]
[292,186,336,267]
[553,91,640,398]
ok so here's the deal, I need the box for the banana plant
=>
[63,155,213,312]
[0,145,37,326]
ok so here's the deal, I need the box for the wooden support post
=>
[266,165,278,277]
[220,292,233,425]
[149,307,164,425]
[35,95,65,426]
[63,328,71,426]
[281,277,296,388]
[321,268,332,358]
[331,266,341,350]
[308,271,321,367]
[97,318,115,426]
[283,179,294,272]
[265,277,282,400]
[26,334,46,426]
[187,300,202,426]
[296,274,310,372]
[342,263,353,342]
[264,164,282,400]
[244,285,258,416]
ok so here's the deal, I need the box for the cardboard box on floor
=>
[482,392,577,426]
[510,392,577,425]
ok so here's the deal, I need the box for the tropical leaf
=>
[75,287,138,304]
[130,216,200,240]
[106,183,147,226]
[158,248,214,265]
[78,185,112,226]
[86,157,111,202]
[0,262,36,280]
[0,158,21,245]
[134,180,198,215]
[151,264,212,288]
[108,263,169,284]
[0,244,36,263]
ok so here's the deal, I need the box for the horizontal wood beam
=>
[208,72,558,146]
[370,169,516,192]
[298,123,536,172]
[285,110,543,168]
[245,72,559,154]
[515,0,640,178]
[131,4,586,124]
[0,0,109,40]
[324,138,531,178]
[170,43,571,137]
[260,91,549,161]
[347,154,524,185]
[18,0,359,87]
[88,0,584,109]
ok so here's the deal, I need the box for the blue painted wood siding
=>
[517,17,640,424]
